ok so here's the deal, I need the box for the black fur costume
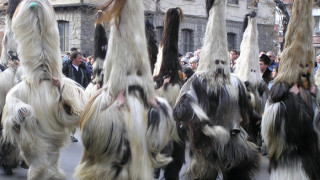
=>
[173,0,260,179]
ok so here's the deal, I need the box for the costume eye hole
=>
[221,61,225,65]
[254,70,256,72]
[215,60,220,64]
[300,64,303,68]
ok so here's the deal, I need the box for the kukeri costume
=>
[74,0,177,179]
[262,0,320,179]
[2,1,87,179]
[173,0,260,179]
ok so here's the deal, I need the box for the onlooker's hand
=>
[310,84,316,95]
[290,84,299,95]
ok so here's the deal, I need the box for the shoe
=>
[71,136,78,142]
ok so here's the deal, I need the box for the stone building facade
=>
[0,0,276,56]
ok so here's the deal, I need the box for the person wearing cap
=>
[189,57,198,71]
[182,66,194,81]
[259,54,272,85]
[180,57,189,67]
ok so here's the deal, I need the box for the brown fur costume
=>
[262,0,320,179]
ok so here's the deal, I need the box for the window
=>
[58,21,69,52]
[247,0,258,8]
[181,30,192,55]
[228,0,239,5]
[315,16,320,34]
[227,33,236,51]
[156,26,163,43]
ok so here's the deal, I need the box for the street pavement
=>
[0,129,270,180]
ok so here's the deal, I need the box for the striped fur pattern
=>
[75,0,176,179]
[2,1,87,179]
[174,74,260,179]
[262,84,320,180]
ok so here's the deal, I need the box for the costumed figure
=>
[235,12,267,145]
[2,0,87,179]
[173,0,260,179]
[152,8,184,180]
[0,0,24,175]
[74,0,177,179]
[145,19,158,75]
[262,0,320,179]
[85,13,108,98]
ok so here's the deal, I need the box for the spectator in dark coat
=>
[259,54,272,85]
[62,51,89,88]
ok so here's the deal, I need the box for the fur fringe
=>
[276,0,314,88]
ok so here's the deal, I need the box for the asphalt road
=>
[0,129,270,180]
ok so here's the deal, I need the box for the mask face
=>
[298,62,311,90]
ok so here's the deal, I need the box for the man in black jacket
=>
[63,51,89,88]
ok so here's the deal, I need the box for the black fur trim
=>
[7,0,21,19]
[206,0,215,17]
[128,85,149,107]
[94,23,108,60]
[242,11,256,33]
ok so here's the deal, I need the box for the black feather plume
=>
[145,20,158,74]
[94,23,108,60]
[206,0,215,18]
[7,0,21,19]
[154,8,183,87]
[242,11,256,33]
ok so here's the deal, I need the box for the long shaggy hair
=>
[75,0,177,179]
[0,0,21,67]
[145,20,158,74]
[2,1,87,179]
[276,0,314,89]
[153,7,183,106]
[196,0,230,91]
[85,23,108,98]
[235,12,266,143]
[153,7,183,82]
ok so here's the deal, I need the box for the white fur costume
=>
[2,1,87,179]
[75,0,177,179]
[235,13,267,144]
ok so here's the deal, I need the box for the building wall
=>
[55,6,95,56]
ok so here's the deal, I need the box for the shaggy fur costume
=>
[0,0,23,175]
[152,8,184,180]
[85,22,107,98]
[235,12,267,144]
[173,0,260,179]
[262,0,320,179]
[74,0,177,179]
[2,1,87,179]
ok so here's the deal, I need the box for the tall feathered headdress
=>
[275,0,314,89]
[0,0,21,67]
[197,0,230,85]
[12,0,62,85]
[97,0,155,100]
[145,19,158,74]
[235,12,261,86]
[153,8,183,86]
